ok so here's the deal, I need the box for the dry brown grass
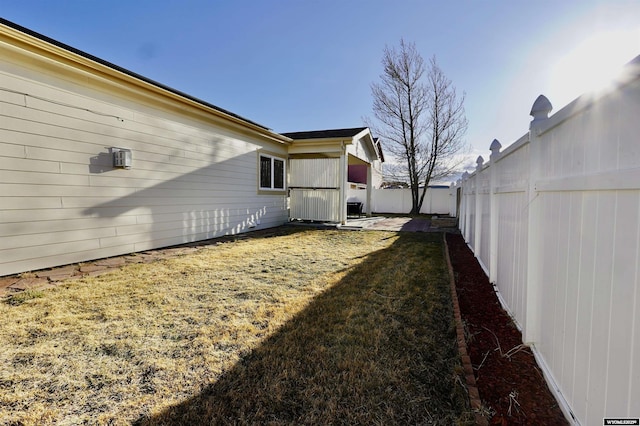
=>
[0,227,472,425]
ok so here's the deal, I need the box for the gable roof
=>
[0,17,274,133]
[285,127,384,163]
[281,127,368,140]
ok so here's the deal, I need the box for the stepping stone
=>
[35,266,78,281]
[94,258,126,267]
[0,276,20,289]
[45,272,75,282]
[9,277,49,290]
[79,264,108,273]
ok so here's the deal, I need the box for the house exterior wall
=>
[345,136,373,164]
[0,30,289,277]
[347,164,367,184]
[345,134,383,188]
[457,59,640,425]
[370,159,383,188]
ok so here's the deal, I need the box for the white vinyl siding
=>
[0,46,288,276]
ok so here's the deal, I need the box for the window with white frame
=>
[259,153,286,191]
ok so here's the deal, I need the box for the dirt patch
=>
[446,233,568,425]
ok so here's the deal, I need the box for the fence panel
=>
[456,58,640,425]
[367,187,452,214]
[466,177,476,250]
[478,167,491,272]
[493,140,530,330]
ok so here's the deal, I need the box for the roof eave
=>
[0,18,292,145]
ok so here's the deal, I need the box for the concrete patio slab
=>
[342,216,433,232]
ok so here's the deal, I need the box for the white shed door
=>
[289,158,341,222]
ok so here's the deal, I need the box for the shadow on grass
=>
[134,232,472,425]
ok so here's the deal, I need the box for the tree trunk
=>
[416,183,429,214]
[410,180,421,214]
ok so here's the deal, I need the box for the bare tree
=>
[368,39,468,214]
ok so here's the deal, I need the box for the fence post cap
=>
[490,139,502,159]
[530,95,553,122]
[476,155,485,170]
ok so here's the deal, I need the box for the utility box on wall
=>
[112,148,132,169]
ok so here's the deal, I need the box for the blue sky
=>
[2,1,639,173]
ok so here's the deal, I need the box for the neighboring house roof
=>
[0,17,281,137]
[282,127,368,140]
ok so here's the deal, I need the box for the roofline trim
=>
[281,126,369,140]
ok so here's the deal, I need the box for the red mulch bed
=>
[446,233,568,425]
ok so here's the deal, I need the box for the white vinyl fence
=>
[346,186,453,215]
[455,56,640,425]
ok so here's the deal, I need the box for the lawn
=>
[0,227,473,425]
